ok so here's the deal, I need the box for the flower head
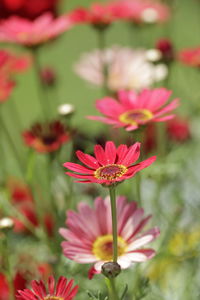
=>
[63,141,156,185]
[110,0,170,24]
[60,196,160,275]
[75,46,168,92]
[0,13,73,47]
[179,46,200,68]
[156,38,174,63]
[89,88,179,131]
[23,120,70,153]
[17,275,78,300]
[0,0,58,20]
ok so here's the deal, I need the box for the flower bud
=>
[101,261,121,278]
[58,103,75,117]
[0,217,14,230]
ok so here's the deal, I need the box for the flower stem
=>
[135,173,142,206]
[109,186,118,263]
[105,278,120,300]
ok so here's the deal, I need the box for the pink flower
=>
[60,196,160,275]
[0,75,15,102]
[179,46,200,68]
[63,141,156,185]
[0,13,73,47]
[88,88,179,131]
[0,49,31,75]
[167,117,191,142]
[110,0,170,24]
[17,275,78,300]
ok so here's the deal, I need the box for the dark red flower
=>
[156,38,174,63]
[0,272,27,300]
[40,67,56,86]
[0,0,59,20]
[23,120,70,153]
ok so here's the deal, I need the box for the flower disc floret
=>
[94,164,127,181]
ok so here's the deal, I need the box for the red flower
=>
[156,38,174,63]
[167,117,190,142]
[179,46,200,68]
[69,3,117,28]
[89,88,179,131]
[64,141,156,185]
[17,275,78,300]
[0,272,27,300]
[0,76,15,102]
[0,0,59,20]
[40,66,56,86]
[23,120,70,153]
[8,179,54,235]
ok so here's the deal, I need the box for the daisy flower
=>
[23,120,70,153]
[74,46,168,92]
[88,88,179,131]
[60,196,160,275]
[179,46,200,68]
[63,141,156,185]
[0,13,73,47]
[111,0,170,24]
[17,275,78,300]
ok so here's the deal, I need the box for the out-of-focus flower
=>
[110,0,170,24]
[179,46,200,68]
[0,0,59,20]
[58,103,75,117]
[146,48,162,62]
[40,66,56,86]
[156,38,175,63]
[0,217,14,229]
[167,117,190,142]
[0,272,27,300]
[17,275,79,300]
[60,196,160,276]
[63,141,156,185]
[69,3,118,29]
[75,46,168,92]
[0,13,73,47]
[8,179,54,235]
[0,76,15,102]
[88,88,179,131]
[23,120,70,153]
[0,49,31,102]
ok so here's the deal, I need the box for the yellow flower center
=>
[119,109,153,126]
[94,164,127,181]
[92,234,127,261]
[44,296,63,300]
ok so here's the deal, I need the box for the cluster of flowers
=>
[0,0,199,299]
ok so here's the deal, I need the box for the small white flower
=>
[58,103,75,116]
[0,217,14,229]
[141,8,159,23]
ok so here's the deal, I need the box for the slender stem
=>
[135,173,142,206]
[0,112,25,175]
[2,235,15,300]
[96,29,109,95]
[109,186,118,262]
[105,278,120,300]
[31,48,49,119]
[156,122,166,158]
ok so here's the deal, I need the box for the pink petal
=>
[76,150,100,169]
[96,97,124,117]
[120,143,141,166]
[105,141,116,164]
[63,162,94,174]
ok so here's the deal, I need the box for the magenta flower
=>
[0,13,72,47]
[63,141,156,185]
[17,275,78,300]
[88,88,179,131]
[60,196,160,275]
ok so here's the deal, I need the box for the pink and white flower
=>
[88,88,179,131]
[60,196,160,275]
[74,46,168,92]
[0,12,73,46]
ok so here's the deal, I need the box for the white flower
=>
[74,46,168,92]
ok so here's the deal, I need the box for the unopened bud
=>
[58,103,75,117]
[101,261,121,278]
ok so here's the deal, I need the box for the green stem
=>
[2,235,15,300]
[0,113,25,175]
[31,48,49,119]
[109,186,118,263]
[106,278,120,300]
[135,173,142,206]
[156,122,167,158]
